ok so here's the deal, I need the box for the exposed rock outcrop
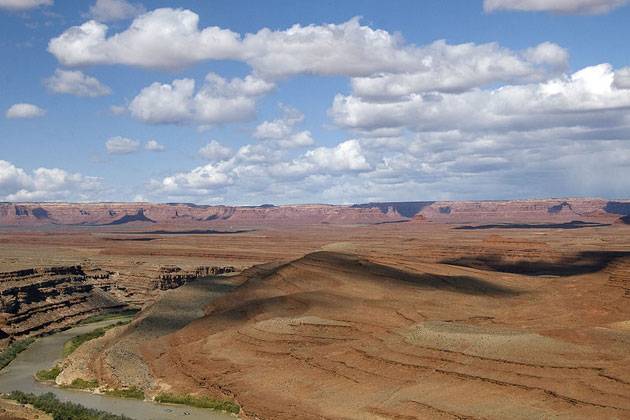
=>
[155,265,235,290]
[0,266,125,341]
[0,263,237,345]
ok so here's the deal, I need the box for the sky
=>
[1,0,629,205]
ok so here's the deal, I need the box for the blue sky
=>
[1,0,629,204]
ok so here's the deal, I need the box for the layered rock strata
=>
[2,198,629,227]
[0,264,236,344]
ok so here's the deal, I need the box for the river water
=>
[0,320,236,420]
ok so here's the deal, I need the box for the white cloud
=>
[148,139,372,200]
[89,0,145,21]
[350,41,569,101]
[151,160,234,198]
[49,11,564,92]
[330,64,630,135]
[483,0,628,15]
[109,104,127,115]
[522,42,569,70]
[199,140,232,162]
[43,69,111,97]
[5,103,46,119]
[613,67,630,89]
[105,136,140,154]
[0,0,52,11]
[128,72,274,125]
[0,160,105,202]
[301,139,371,172]
[144,140,165,152]
[48,8,242,71]
[241,17,420,80]
[254,103,315,148]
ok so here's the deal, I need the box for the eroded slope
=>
[133,251,630,419]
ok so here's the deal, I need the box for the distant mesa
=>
[105,209,156,225]
[410,213,430,223]
[547,201,573,214]
[351,201,434,218]
[1,198,630,227]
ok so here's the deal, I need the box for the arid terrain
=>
[1,198,630,419]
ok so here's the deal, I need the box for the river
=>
[0,320,236,420]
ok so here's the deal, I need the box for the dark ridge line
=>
[104,237,157,241]
[119,229,252,235]
[453,221,611,230]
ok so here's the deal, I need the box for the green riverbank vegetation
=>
[78,309,140,325]
[2,390,132,420]
[35,365,62,381]
[155,392,240,414]
[63,321,129,357]
[60,378,100,390]
[103,386,145,400]
[0,338,35,370]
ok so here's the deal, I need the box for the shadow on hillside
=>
[453,221,611,230]
[441,251,630,276]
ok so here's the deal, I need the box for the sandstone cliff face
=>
[0,266,125,340]
[0,264,236,344]
[2,198,627,227]
[155,265,235,290]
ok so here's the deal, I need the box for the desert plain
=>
[1,199,630,419]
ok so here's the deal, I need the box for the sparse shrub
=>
[63,321,129,357]
[4,390,131,420]
[0,338,35,370]
[60,378,99,390]
[155,392,240,414]
[35,365,62,381]
[104,386,145,400]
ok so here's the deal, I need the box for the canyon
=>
[1,198,630,419]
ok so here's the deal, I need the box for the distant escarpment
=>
[1,198,628,227]
[0,263,236,345]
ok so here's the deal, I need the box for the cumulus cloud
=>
[88,0,145,21]
[241,17,420,80]
[43,69,111,97]
[350,41,569,101]
[147,139,372,200]
[0,160,105,202]
[48,8,242,70]
[144,140,165,151]
[613,67,630,89]
[331,64,630,134]
[48,11,564,91]
[0,0,52,11]
[5,103,46,119]
[254,104,315,148]
[150,160,234,198]
[483,0,628,15]
[199,140,232,162]
[128,72,274,125]
[105,136,140,154]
